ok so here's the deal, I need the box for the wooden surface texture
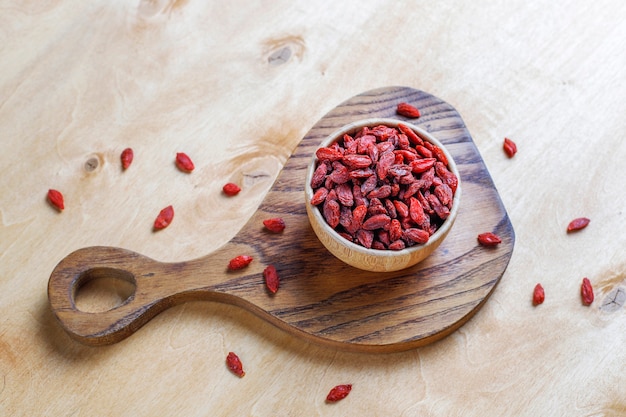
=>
[1,1,626,416]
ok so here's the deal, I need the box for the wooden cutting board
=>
[48,86,515,353]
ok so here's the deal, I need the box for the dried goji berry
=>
[376,151,395,179]
[567,217,590,233]
[47,189,64,211]
[389,219,403,241]
[398,123,423,146]
[228,255,253,270]
[121,148,133,170]
[477,232,501,246]
[415,145,432,158]
[409,197,426,224]
[310,187,329,205]
[396,102,421,118]
[503,138,517,158]
[153,205,174,230]
[175,152,195,172]
[326,384,352,402]
[263,265,279,294]
[223,182,241,196]
[329,163,350,184]
[335,183,354,207]
[360,175,377,195]
[434,184,453,207]
[367,185,392,199]
[389,240,406,250]
[404,228,429,244]
[339,206,352,229]
[323,199,341,229]
[348,204,367,232]
[226,352,245,377]
[410,158,436,174]
[263,218,286,233]
[393,200,409,218]
[356,229,374,248]
[532,283,545,306]
[581,277,594,306]
[311,161,329,188]
[342,154,372,169]
[362,213,391,230]
[430,145,448,166]
[427,194,450,219]
[316,147,343,161]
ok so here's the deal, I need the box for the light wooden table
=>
[1,1,625,415]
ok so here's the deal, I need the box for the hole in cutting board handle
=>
[73,267,136,313]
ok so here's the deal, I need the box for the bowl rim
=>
[304,117,462,260]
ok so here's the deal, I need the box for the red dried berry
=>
[226,352,245,377]
[396,102,421,118]
[533,283,545,306]
[581,277,594,306]
[223,182,241,196]
[316,147,343,161]
[47,189,64,211]
[121,148,133,170]
[567,217,590,233]
[397,123,423,146]
[263,218,286,233]
[477,232,501,246]
[326,384,352,402]
[263,265,280,294]
[503,138,517,158]
[404,228,430,244]
[175,152,195,172]
[431,145,449,166]
[228,255,253,270]
[153,205,174,230]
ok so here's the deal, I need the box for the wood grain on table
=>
[1,1,625,416]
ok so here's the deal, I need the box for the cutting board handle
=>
[47,246,205,345]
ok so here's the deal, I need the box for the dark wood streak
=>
[48,86,514,352]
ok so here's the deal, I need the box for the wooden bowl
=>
[304,118,461,272]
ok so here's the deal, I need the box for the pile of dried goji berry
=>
[309,122,458,251]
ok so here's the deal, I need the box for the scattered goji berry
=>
[263,218,286,233]
[477,232,501,246]
[263,265,279,294]
[503,138,517,158]
[121,148,133,170]
[226,352,245,377]
[223,182,241,196]
[175,152,195,172]
[581,277,594,306]
[47,189,64,211]
[533,283,545,305]
[228,255,253,270]
[567,217,590,233]
[326,384,352,402]
[153,205,174,230]
[396,102,421,118]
